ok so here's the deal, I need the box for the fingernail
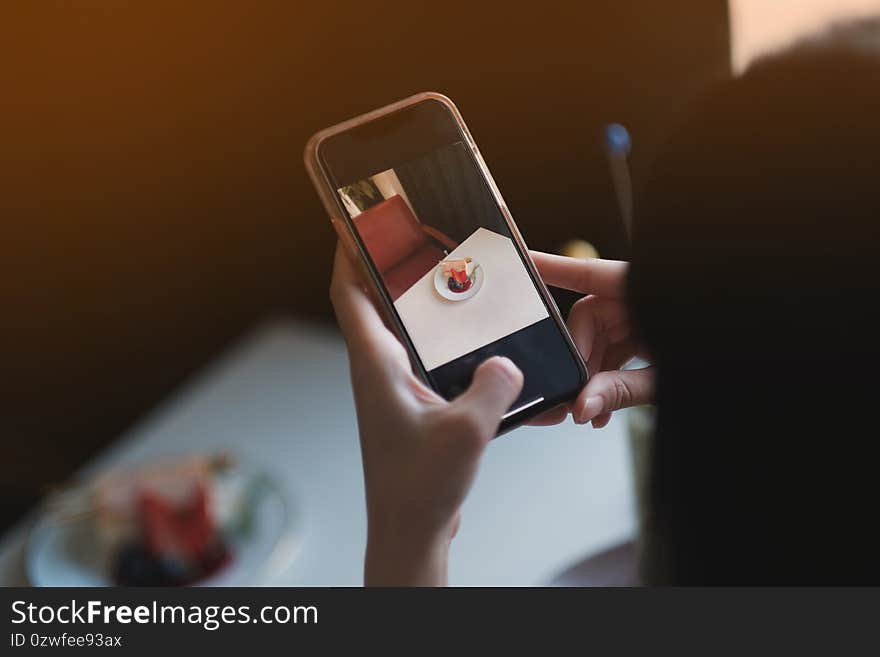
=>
[493,356,522,378]
[578,396,604,424]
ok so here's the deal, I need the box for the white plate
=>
[26,465,302,587]
[433,262,485,301]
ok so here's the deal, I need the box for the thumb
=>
[451,357,524,437]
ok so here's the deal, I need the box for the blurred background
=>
[2,0,877,559]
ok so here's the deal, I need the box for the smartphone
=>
[305,93,587,433]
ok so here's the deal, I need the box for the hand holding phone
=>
[529,251,655,427]
[330,244,523,585]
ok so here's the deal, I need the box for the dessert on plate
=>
[439,257,475,293]
[50,453,249,586]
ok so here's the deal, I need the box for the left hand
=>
[330,243,524,585]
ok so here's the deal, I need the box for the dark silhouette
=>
[630,24,880,583]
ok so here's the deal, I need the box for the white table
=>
[0,321,635,586]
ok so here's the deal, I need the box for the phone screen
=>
[319,99,584,423]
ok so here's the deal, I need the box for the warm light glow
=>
[730,0,880,73]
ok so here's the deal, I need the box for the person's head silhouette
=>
[630,20,880,584]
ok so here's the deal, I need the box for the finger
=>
[530,251,627,297]
[450,357,524,439]
[449,512,462,539]
[330,242,406,367]
[572,367,655,424]
[601,339,639,372]
[568,296,628,343]
[591,412,613,429]
[526,403,570,427]
[566,296,628,374]
[330,242,384,346]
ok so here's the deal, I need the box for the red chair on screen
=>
[353,194,457,301]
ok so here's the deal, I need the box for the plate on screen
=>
[433,260,484,301]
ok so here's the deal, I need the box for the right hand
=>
[530,251,655,428]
